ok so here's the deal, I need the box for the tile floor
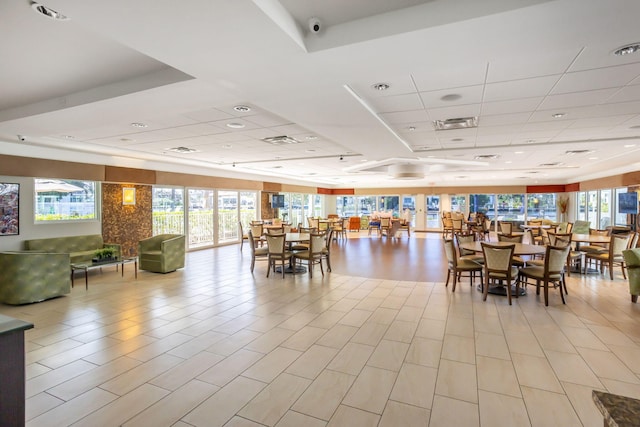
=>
[2,233,640,426]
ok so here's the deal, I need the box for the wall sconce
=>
[123,187,136,205]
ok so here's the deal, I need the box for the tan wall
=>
[0,154,104,181]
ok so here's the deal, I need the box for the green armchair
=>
[622,248,640,303]
[0,252,71,304]
[138,234,185,273]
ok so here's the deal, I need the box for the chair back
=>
[548,232,572,247]
[565,222,573,233]
[482,243,515,274]
[610,233,631,257]
[545,245,572,274]
[283,224,292,233]
[556,222,569,233]
[299,227,316,234]
[452,218,463,233]
[498,233,523,243]
[324,229,334,252]
[499,222,513,234]
[247,229,258,254]
[381,217,391,227]
[572,220,590,234]
[443,239,457,267]
[388,220,401,237]
[443,217,453,228]
[308,217,319,229]
[484,218,492,232]
[250,223,263,237]
[309,233,325,254]
[266,226,284,234]
[628,231,639,249]
[265,233,287,255]
[455,233,476,256]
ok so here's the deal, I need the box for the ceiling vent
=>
[167,146,199,154]
[474,154,500,160]
[539,162,563,167]
[262,135,300,145]
[433,117,478,131]
[565,150,591,155]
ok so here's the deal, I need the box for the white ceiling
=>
[2,0,640,188]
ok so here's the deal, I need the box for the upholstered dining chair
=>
[247,229,268,273]
[250,223,264,247]
[380,217,391,236]
[265,233,293,278]
[443,239,483,293]
[293,232,325,278]
[584,233,631,279]
[481,243,518,305]
[533,232,582,277]
[498,233,526,267]
[442,217,454,239]
[518,244,571,306]
[498,221,513,235]
[239,221,249,252]
[455,233,484,264]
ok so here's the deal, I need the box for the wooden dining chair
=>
[265,233,293,278]
[585,233,631,279]
[518,244,571,306]
[481,243,518,305]
[247,229,268,273]
[443,239,483,292]
[293,232,325,278]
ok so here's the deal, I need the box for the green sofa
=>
[0,252,71,304]
[138,234,185,273]
[24,234,121,264]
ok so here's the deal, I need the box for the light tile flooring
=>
[2,233,640,426]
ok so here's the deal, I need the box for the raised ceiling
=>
[1,0,640,188]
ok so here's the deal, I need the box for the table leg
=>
[84,268,88,290]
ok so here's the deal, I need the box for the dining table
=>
[459,241,545,296]
[272,232,310,274]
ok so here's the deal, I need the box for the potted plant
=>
[92,247,117,264]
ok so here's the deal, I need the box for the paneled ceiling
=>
[2,0,640,188]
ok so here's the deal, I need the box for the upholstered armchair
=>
[0,251,71,304]
[622,248,640,303]
[138,234,185,273]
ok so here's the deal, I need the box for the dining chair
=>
[536,232,582,277]
[571,220,591,234]
[239,221,249,252]
[384,220,401,239]
[443,239,483,292]
[265,233,293,278]
[293,232,325,278]
[308,217,319,230]
[442,217,454,239]
[498,221,513,235]
[398,220,411,238]
[580,228,611,255]
[291,227,314,251]
[481,243,518,305]
[584,233,631,279]
[518,244,571,306]
[498,233,526,267]
[451,218,463,236]
[249,223,264,247]
[321,229,333,272]
[266,226,284,234]
[455,233,484,264]
[247,229,268,273]
[380,217,392,236]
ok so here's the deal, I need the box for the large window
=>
[378,196,399,216]
[336,196,355,218]
[402,195,416,226]
[599,189,612,229]
[153,187,184,234]
[426,196,440,228]
[450,195,467,216]
[526,193,556,221]
[614,188,630,226]
[469,194,493,218]
[218,190,239,243]
[357,196,376,217]
[188,189,214,249]
[35,178,98,222]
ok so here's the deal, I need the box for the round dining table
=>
[571,233,610,245]
[459,241,546,256]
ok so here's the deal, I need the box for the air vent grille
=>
[433,117,478,131]
[474,154,500,160]
[167,146,199,154]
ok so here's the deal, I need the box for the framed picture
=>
[0,183,19,236]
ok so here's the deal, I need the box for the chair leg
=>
[319,259,324,276]
[445,270,451,288]
[483,276,489,301]
[452,269,458,292]
[266,258,271,277]
[250,257,255,273]
[506,278,512,305]
[543,280,549,306]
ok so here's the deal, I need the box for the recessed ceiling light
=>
[222,144,232,149]
[589,157,599,160]
[62,135,74,139]
[614,43,640,56]
[130,122,147,128]
[226,122,245,129]
[305,149,316,153]
[305,135,318,140]
[408,126,416,131]
[514,151,524,154]
[539,162,563,167]
[372,83,390,91]
[552,113,566,118]
[624,144,637,148]
[120,138,135,142]
[440,94,462,102]
[233,105,251,112]
[31,2,69,20]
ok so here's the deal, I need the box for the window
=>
[426,196,440,228]
[526,193,556,221]
[378,195,399,216]
[599,189,612,229]
[336,196,355,218]
[218,190,238,243]
[153,187,184,235]
[188,188,214,248]
[357,196,376,217]
[34,178,97,222]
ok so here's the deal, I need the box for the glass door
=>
[187,189,214,249]
[218,190,239,244]
[426,196,440,229]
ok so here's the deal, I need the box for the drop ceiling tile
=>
[427,103,481,121]
[473,135,512,146]
[480,112,530,126]
[551,63,640,94]
[418,85,483,108]
[412,63,487,92]
[538,88,620,110]
[568,42,640,72]
[174,123,229,136]
[369,93,423,113]
[244,113,292,127]
[184,108,234,122]
[348,75,418,98]
[486,49,580,82]
[208,118,261,132]
[606,83,640,103]
[567,114,636,128]
[379,110,430,124]
[476,124,521,136]
[483,75,561,102]
[481,97,543,116]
